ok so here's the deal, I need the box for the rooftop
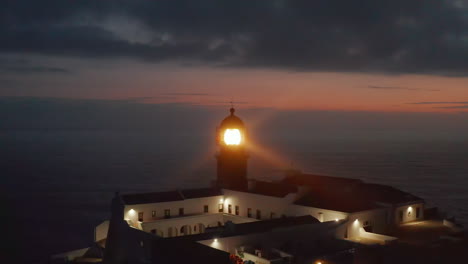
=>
[121,187,222,205]
[294,189,380,213]
[247,180,298,197]
[285,172,423,211]
[357,183,423,204]
[283,172,363,187]
[152,239,230,264]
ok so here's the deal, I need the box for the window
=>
[399,210,403,222]
[204,205,209,213]
[270,212,275,219]
[235,206,239,215]
[228,204,232,214]
[247,208,252,218]
[164,209,170,218]
[152,210,156,218]
[416,207,420,218]
[179,208,184,216]
[138,212,144,222]
[256,209,261,220]
[218,203,224,213]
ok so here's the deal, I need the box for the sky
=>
[1,0,468,128]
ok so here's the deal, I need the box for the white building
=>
[94,108,425,264]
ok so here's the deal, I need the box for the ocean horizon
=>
[2,129,468,263]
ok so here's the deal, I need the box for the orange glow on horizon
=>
[31,62,468,113]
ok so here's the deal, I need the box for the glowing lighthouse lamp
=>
[223,128,242,145]
[217,107,246,148]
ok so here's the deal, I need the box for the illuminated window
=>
[218,203,224,213]
[138,212,144,222]
[152,210,156,218]
[204,205,209,213]
[247,208,252,218]
[235,206,239,215]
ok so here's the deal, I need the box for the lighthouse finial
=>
[230,99,235,115]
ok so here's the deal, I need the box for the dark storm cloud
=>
[2,0,468,75]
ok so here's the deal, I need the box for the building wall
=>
[358,227,397,245]
[199,222,336,255]
[346,208,388,238]
[140,213,256,237]
[394,203,424,224]
[221,190,295,220]
[287,204,348,222]
[123,226,156,263]
[120,191,422,243]
[242,252,272,264]
[123,195,223,225]
[95,220,110,242]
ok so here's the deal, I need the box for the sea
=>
[2,130,468,263]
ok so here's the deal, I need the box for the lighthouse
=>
[215,107,249,190]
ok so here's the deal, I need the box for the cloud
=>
[0,66,70,74]
[1,1,468,75]
[408,101,468,109]
[435,105,468,109]
[161,93,212,96]
[408,101,468,105]
[0,56,71,74]
[368,86,439,91]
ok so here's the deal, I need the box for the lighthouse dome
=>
[219,108,244,128]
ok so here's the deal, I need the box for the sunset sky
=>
[1,0,468,113]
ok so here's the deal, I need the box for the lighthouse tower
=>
[216,107,249,190]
